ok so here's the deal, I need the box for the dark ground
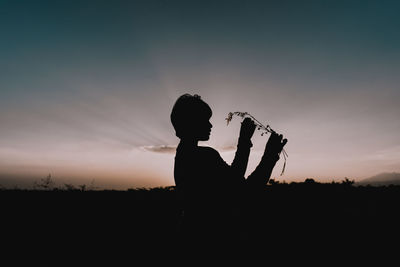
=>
[1,181,399,265]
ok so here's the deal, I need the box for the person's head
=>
[170,94,213,141]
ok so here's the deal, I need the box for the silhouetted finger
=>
[242,117,252,124]
[281,138,288,147]
[270,132,278,140]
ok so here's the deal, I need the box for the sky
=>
[1,0,399,189]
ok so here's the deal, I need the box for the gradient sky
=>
[1,0,399,189]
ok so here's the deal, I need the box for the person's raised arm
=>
[246,131,287,187]
[230,118,256,178]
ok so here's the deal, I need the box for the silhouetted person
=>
[171,93,287,253]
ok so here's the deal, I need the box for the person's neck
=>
[180,138,198,148]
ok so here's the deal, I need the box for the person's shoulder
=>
[198,146,221,157]
[198,146,217,152]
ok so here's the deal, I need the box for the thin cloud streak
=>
[140,145,177,154]
[139,144,237,154]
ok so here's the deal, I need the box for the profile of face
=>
[192,114,213,141]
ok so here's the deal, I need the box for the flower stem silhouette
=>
[226,111,288,175]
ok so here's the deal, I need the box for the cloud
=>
[139,144,236,154]
[140,145,177,154]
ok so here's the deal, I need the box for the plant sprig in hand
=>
[225,111,288,176]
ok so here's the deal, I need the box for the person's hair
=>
[170,94,212,138]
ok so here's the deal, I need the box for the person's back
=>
[175,143,244,240]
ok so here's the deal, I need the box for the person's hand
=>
[239,117,256,141]
[264,131,287,157]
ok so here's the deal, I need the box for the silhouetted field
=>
[2,180,399,264]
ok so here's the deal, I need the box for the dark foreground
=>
[2,181,400,265]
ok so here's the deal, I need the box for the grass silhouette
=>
[1,178,399,264]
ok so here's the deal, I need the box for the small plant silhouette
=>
[341,177,355,186]
[33,174,55,190]
[64,179,97,191]
[64,183,77,191]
